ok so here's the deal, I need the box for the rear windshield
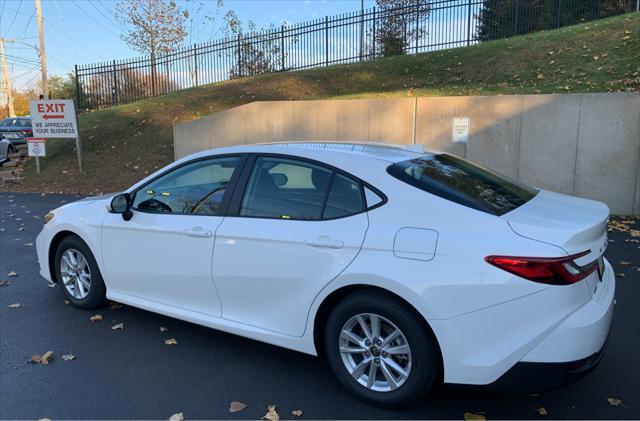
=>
[387,154,538,216]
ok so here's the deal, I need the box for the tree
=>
[115,0,189,57]
[476,0,631,41]
[371,0,430,57]
[221,11,292,79]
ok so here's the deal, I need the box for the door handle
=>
[305,237,344,249]
[183,227,212,238]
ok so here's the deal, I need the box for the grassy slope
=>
[13,13,640,194]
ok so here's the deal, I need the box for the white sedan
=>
[36,142,614,407]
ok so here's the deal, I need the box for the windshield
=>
[387,154,538,216]
[1,118,31,127]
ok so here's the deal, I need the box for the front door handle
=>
[305,236,344,249]
[183,227,212,238]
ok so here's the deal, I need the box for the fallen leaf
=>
[229,401,247,413]
[64,300,70,305]
[607,397,622,406]
[464,413,486,421]
[292,409,303,417]
[62,354,76,362]
[537,406,548,416]
[8,303,21,308]
[25,242,34,246]
[90,314,103,322]
[169,413,184,421]
[8,271,17,277]
[111,322,124,330]
[28,355,42,363]
[109,302,124,310]
[41,351,54,365]
[0,280,10,287]
[160,326,168,332]
[262,405,280,421]
[47,283,56,288]
[164,338,178,345]
[616,273,626,278]
[38,418,51,421]
[619,261,631,266]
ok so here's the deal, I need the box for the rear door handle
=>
[305,237,344,249]
[183,227,212,238]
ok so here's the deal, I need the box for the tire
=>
[54,235,107,309]
[7,144,15,156]
[324,290,440,408]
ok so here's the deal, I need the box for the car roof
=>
[188,141,435,164]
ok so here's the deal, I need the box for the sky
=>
[1,0,377,90]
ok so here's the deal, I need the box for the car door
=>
[212,155,369,337]
[101,155,246,317]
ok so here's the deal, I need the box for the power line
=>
[87,0,127,33]
[42,17,106,61]
[3,0,22,36]
[69,0,122,39]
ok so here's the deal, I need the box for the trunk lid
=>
[502,189,609,295]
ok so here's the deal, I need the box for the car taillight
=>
[485,250,597,285]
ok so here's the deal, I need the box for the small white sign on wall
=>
[452,117,470,143]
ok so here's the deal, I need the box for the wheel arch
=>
[48,230,85,283]
[312,284,444,381]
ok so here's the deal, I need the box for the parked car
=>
[36,142,614,407]
[0,117,32,147]
[0,139,13,164]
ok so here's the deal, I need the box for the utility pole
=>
[35,0,48,99]
[0,38,16,117]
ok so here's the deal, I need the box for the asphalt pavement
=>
[1,192,638,420]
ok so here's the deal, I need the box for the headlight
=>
[44,213,55,224]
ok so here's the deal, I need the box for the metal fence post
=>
[193,44,199,87]
[359,6,365,60]
[74,64,81,110]
[372,7,376,59]
[237,34,242,77]
[513,0,519,36]
[466,0,472,46]
[637,0,639,13]
[325,16,329,66]
[415,0,420,53]
[555,0,562,28]
[111,60,118,106]
[281,25,286,71]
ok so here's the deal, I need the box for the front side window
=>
[388,154,538,216]
[240,157,333,220]
[133,156,241,215]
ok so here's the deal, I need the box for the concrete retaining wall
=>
[174,93,640,214]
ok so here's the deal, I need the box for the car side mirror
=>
[110,193,133,221]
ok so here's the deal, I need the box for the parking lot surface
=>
[1,192,639,420]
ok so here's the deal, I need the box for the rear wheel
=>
[7,144,15,156]
[54,235,106,309]
[324,290,440,408]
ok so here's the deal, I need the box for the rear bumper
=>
[487,333,609,392]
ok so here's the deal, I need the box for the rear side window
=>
[387,154,537,216]
[323,174,364,219]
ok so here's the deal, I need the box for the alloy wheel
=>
[60,248,92,299]
[339,313,413,392]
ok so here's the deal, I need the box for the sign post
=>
[29,99,83,173]
[27,137,46,175]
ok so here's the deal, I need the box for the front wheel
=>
[54,235,106,309]
[324,291,440,408]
